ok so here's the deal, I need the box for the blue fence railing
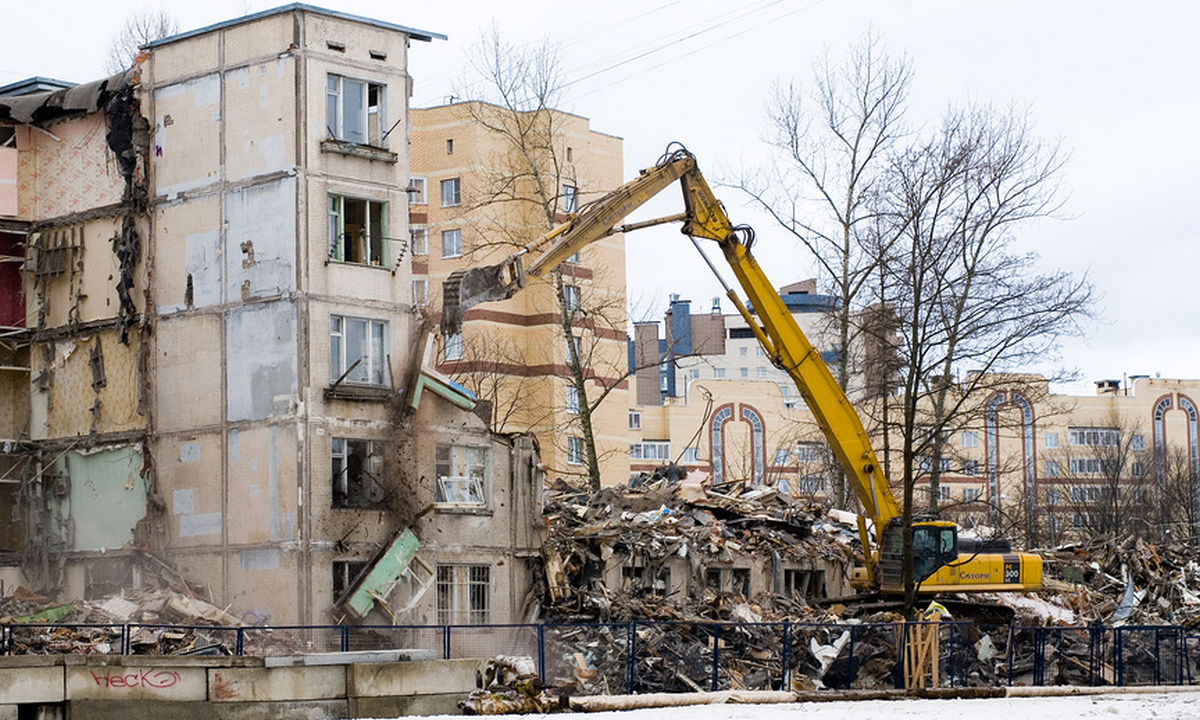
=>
[2,620,1196,692]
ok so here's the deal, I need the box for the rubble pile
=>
[1036,535,1200,626]
[0,586,243,655]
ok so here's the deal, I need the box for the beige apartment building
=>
[0,5,550,627]
[410,102,632,487]
[631,293,1200,548]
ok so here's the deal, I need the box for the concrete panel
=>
[147,32,220,86]
[56,446,146,552]
[213,699,348,720]
[69,700,214,720]
[225,57,295,182]
[155,433,224,547]
[0,665,64,703]
[351,693,464,718]
[209,666,344,702]
[155,314,222,431]
[225,177,296,301]
[227,424,297,546]
[226,301,297,422]
[346,659,481,698]
[154,74,222,198]
[223,14,295,68]
[0,705,15,720]
[225,552,300,627]
[154,196,222,313]
[65,665,207,701]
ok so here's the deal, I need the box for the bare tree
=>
[1160,445,1200,544]
[445,28,627,489]
[736,31,911,508]
[1049,418,1156,540]
[104,9,180,75]
[869,103,1094,614]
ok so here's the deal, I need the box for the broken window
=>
[622,566,670,596]
[331,438,386,508]
[436,564,490,624]
[333,560,369,602]
[326,74,387,146]
[328,195,387,266]
[783,568,826,600]
[330,315,388,386]
[434,445,489,507]
[705,567,751,597]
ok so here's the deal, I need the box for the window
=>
[565,335,581,360]
[961,431,979,448]
[796,475,826,493]
[567,437,585,465]
[963,487,981,503]
[713,368,726,379]
[1045,460,1060,478]
[628,411,641,430]
[408,177,426,204]
[773,448,790,465]
[756,367,767,378]
[563,285,580,313]
[795,443,823,463]
[1132,461,1146,477]
[435,445,489,507]
[326,74,387,146]
[1069,427,1119,447]
[333,560,369,601]
[739,347,748,357]
[330,316,388,386]
[436,565,490,624]
[1046,488,1061,506]
[410,226,427,255]
[622,566,670,596]
[962,460,979,476]
[562,184,578,213]
[328,196,387,266]
[1070,485,1105,503]
[412,278,428,306]
[332,438,385,508]
[630,442,670,461]
[783,569,826,600]
[1070,458,1115,475]
[1131,434,1145,451]
[562,386,579,414]
[681,447,700,463]
[706,567,751,597]
[739,367,749,378]
[1044,433,1059,448]
[689,369,700,380]
[443,332,463,361]
[446,138,454,154]
[441,229,462,258]
[441,178,461,207]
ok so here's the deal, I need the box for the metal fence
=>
[2,621,1196,692]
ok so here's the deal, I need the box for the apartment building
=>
[410,102,631,487]
[0,5,548,627]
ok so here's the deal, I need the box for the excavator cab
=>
[877,519,959,592]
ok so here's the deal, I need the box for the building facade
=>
[0,5,548,627]
[410,102,631,487]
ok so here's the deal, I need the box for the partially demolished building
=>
[0,5,548,627]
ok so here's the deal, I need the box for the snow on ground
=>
[427,692,1200,720]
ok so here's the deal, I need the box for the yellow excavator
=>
[441,145,1041,597]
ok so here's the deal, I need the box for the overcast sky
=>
[4,1,1197,394]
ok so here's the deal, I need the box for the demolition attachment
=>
[440,254,526,336]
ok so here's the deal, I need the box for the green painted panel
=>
[347,528,419,618]
[54,446,146,551]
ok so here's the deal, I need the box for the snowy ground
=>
[431,692,1200,720]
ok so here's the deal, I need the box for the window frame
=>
[443,332,464,361]
[566,385,580,414]
[328,195,388,267]
[408,177,426,204]
[412,277,428,306]
[567,436,585,465]
[410,226,428,255]
[441,228,462,258]
[326,74,387,147]
[434,444,491,509]
[331,437,385,509]
[562,184,578,213]
[441,178,461,207]
[436,564,491,625]
[330,315,389,387]
[628,411,641,430]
